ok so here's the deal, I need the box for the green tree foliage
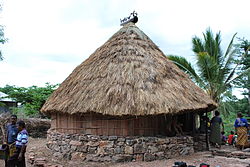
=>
[168,28,240,114]
[227,95,249,115]
[0,83,58,117]
[0,5,7,60]
[234,38,250,115]
[220,95,249,134]
[0,25,6,60]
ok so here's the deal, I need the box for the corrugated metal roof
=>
[0,92,16,102]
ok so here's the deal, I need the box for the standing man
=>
[7,120,28,167]
[4,115,18,167]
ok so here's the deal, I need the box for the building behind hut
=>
[41,19,217,162]
[0,92,17,114]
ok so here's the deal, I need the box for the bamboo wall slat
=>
[50,113,194,136]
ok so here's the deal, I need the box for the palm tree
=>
[168,28,238,113]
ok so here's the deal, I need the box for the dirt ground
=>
[1,137,250,167]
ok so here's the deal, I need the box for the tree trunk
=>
[247,73,250,116]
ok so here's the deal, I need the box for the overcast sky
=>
[0,0,249,97]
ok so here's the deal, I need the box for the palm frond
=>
[0,52,2,61]
[167,55,205,87]
[217,100,234,115]
[217,51,236,85]
[224,33,237,58]
[196,52,218,83]
[214,32,224,67]
[203,28,215,57]
[226,67,250,85]
[192,37,204,54]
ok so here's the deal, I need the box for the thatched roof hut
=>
[41,22,216,136]
[42,23,215,116]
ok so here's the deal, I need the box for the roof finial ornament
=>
[120,11,138,26]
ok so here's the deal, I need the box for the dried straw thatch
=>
[41,22,216,116]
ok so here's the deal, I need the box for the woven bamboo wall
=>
[50,113,171,136]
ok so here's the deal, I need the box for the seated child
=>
[233,134,237,146]
[227,131,235,145]
[221,131,227,145]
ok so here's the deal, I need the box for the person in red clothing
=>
[227,131,235,145]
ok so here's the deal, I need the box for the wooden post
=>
[192,113,196,136]
[205,110,209,151]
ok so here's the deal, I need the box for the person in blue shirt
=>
[4,115,18,167]
[7,120,28,167]
[234,112,249,150]
[5,115,18,144]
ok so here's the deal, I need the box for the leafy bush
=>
[0,83,58,117]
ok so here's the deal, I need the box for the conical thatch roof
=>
[41,22,216,116]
